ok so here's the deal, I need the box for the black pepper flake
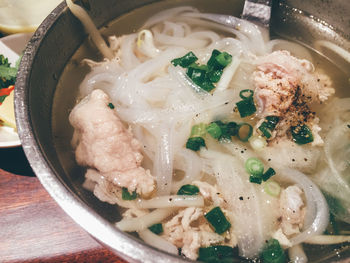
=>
[225,102,229,105]
[268,158,271,161]
[347,124,350,129]
[292,158,295,162]
[169,198,173,201]
[241,150,244,154]
[304,158,308,161]
[217,192,220,195]
[239,196,244,201]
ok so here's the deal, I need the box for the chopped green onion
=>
[237,123,253,142]
[261,239,286,263]
[249,135,267,151]
[122,187,137,200]
[207,69,223,83]
[258,116,279,139]
[199,80,216,92]
[198,246,236,262]
[205,207,231,234]
[236,98,256,118]
[177,184,200,195]
[206,122,222,139]
[245,157,264,176]
[264,181,281,197]
[239,89,254,100]
[186,137,206,151]
[258,122,272,138]
[214,52,232,67]
[191,123,207,137]
[171,51,198,67]
[265,116,279,129]
[291,124,314,145]
[187,66,207,85]
[249,175,262,184]
[262,167,276,181]
[207,49,222,68]
[108,102,115,109]
[148,223,163,234]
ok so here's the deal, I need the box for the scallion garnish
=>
[262,167,276,181]
[236,97,256,118]
[236,123,253,142]
[190,123,207,137]
[239,89,254,100]
[172,49,232,92]
[206,122,222,139]
[291,124,314,145]
[148,223,163,235]
[258,116,279,139]
[171,51,198,67]
[205,207,231,234]
[186,137,206,151]
[261,239,286,263]
[249,175,262,184]
[108,102,115,109]
[264,181,281,197]
[198,246,236,262]
[245,157,264,176]
[122,187,137,200]
[177,184,200,195]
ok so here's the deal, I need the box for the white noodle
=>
[305,235,350,245]
[65,0,114,59]
[116,208,177,232]
[288,244,308,263]
[138,229,178,255]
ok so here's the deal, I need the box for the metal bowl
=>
[15,0,350,262]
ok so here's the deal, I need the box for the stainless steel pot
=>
[15,0,350,262]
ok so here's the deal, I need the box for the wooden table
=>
[0,147,127,263]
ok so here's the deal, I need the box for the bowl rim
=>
[14,2,190,262]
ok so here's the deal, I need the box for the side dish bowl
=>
[15,0,350,262]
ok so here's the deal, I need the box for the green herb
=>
[108,102,115,109]
[264,181,281,197]
[258,116,279,139]
[148,223,163,234]
[262,167,276,181]
[122,187,137,200]
[261,239,286,263]
[245,157,264,176]
[172,49,232,93]
[205,207,231,234]
[186,136,206,151]
[198,246,236,263]
[206,122,222,139]
[190,123,207,137]
[236,98,256,118]
[0,54,18,90]
[249,175,262,184]
[291,124,314,145]
[236,123,253,142]
[239,89,254,100]
[171,51,198,67]
[177,184,200,195]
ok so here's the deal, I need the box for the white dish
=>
[0,32,32,148]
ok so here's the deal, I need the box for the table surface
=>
[0,146,127,263]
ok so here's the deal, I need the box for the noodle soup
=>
[53,1,350,262]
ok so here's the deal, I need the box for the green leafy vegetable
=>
[0,54,19,90]
[236,98,256,118]
[258,116,279,139]
[249,175,262,184]
[148,223,163,234]
[122,187,137,200]
[186,136,206,151]
[205,207,231,234]
[236,123,253,142]
[177,184,200,195]
[191,123,208,137]
[108,102,115,109]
